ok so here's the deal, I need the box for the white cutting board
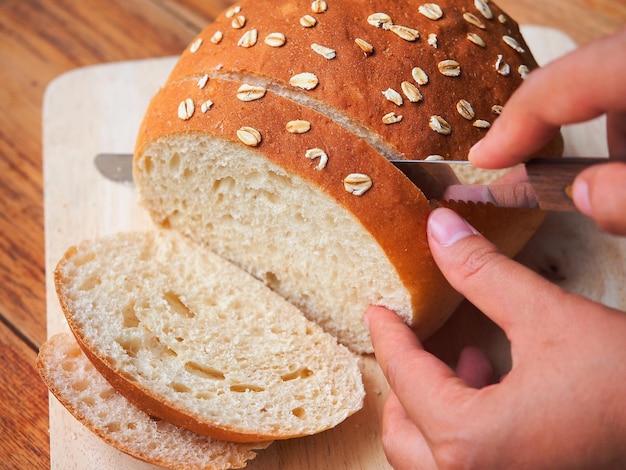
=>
[43,26,624,469]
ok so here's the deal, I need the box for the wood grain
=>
[1,1,625,468]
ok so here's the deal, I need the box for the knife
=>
[95,153,605,211]
[390,157,606,211]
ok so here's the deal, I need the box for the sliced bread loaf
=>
[134,0,563,353]
[38,332,271,470]
[54,230,364,443]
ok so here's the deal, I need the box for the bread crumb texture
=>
[38,333,271,470]
[55,231,365,442]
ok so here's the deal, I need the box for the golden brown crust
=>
[166,0,546,160]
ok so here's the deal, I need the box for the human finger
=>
[572,162,626,235]
[426,207,568,334]
[381,391,437,470]
[365,306,464,421]
[469,27,626,168]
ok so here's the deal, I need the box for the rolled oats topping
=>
[429,115,452,135]
[286,120,312,134]
[311,43,337,59]
[237,29,258,48]
[368,13,393,29]
[382,112,403,124]
[474,0,493,19]
[197,74,209,89]
[189,38,203,53]
[177,98,195,120]
[236,84,267,102]
[503,35,526,53]
[210,31,223,44]
[355,38,374,56]
[438,59,461,77]
[305,148,329,170]
[390,24,420,42]
[231,15,246,29]
[473,119,491,129]
[290,72,319,90]
[418,3,443,21]
[495,54,510,76]
[412,67,429,85]
[311,0,328,13]
[200,100,213,113]
[300,14,317,27]
[225,5,241,18]
[463,12,486,29]
[382,88,403,106]
[518,64,530,79]
[265,32,286,47]
[456,99,475,120]
[467,32,486,47]
[237,126,262,146]
[343,173,373,196]
[401,81,423,102]
[428,33,438,48]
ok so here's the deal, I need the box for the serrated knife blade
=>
[391,157,607,212]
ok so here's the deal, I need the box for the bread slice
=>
[38,333,271,470]
[134,0,563,353]
[54,230,364,443]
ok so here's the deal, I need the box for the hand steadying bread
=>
[40,0,567,468]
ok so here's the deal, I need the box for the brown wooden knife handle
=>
[525,157,608,211]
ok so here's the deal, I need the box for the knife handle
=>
[525,157,607,211]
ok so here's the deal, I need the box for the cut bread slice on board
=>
[54,230,365,443]
[38,332,271,470]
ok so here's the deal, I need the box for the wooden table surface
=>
[0,0,624,468]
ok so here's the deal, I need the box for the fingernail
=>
[428,208,479,247]
[572,178,592,217]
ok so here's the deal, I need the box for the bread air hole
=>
[71,379,89,392]
[78,275,102,292]
[163,291,195,319]
[121,303,140,328]
[292,407,306,418]
[104,421,122,433]
[229,384,265,393]
[184,361,225,380]
[116,337,142,358]
[264,271,280,291]
[280,367,314,382]
[170,382,191,393]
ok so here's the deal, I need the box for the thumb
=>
[427,207,567,334]
[572,162,626,236]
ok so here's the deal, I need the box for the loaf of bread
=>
[134,0,563,353]
[54,230,364,443]
[38,333,271,470]
[134,0,562,352]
